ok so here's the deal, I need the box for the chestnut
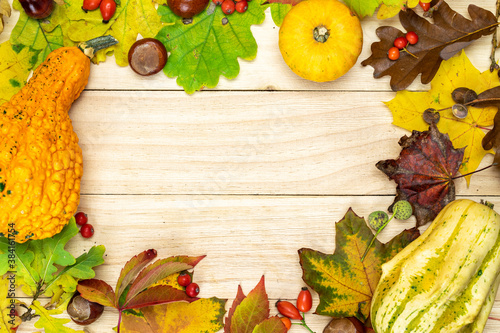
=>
[67,293,104,325]
[167,0,210,19]
[128,38,168,76]
[18,0,55,19]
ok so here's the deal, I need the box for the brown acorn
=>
[451,87,478,105]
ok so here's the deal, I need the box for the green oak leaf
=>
[10,1,65,68]
[342,0,381,18]
[298,208,419,322]
[44,245,106,297]
[156,1,266,93]
[270,3,290,27]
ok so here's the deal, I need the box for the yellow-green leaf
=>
[386,51,498,185]
[0,42,37,105]
[121,297,226,332]
[31,298,85,333]
[66,0,166,66]
[0,276,21,332]
[299,208,419,322]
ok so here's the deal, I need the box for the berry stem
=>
[403,47,418,59]
[361,207,400,262]
[292,315,316,333]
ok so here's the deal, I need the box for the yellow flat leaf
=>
[385,51,497,185]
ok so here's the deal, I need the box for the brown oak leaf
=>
[474,87,500,166]
[376,123,464,227]
[361,1,498,91]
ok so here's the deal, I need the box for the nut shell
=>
[67,294,104,325]
[167,0,210,18]
[128,38,168,76]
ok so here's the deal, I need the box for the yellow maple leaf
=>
[386,51,497,185]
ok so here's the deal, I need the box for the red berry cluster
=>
[75,212,94,238]
[213,0,249,15]
[177,271,200,297]
[387,31,419,61]
[276,287,313,331]
[82,0,117,23]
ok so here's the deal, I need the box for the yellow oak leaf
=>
[0,276,21,332]
[0,42,37,105]
[377,0,420,20]
[65,0,166,66]
[385,51,497,185]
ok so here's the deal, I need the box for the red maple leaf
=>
[376,124,464,227]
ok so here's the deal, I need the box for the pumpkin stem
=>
[313,25,330,43]
[77,35,118,58]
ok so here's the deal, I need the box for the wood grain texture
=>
[2,0,500,332]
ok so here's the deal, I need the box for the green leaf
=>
[10,6,65,68]
[156,1,266,93]
[44,245,106,297]
[31,298,85,333]
[298,208,419,322]
[66,0,166,65]
[229,276,270,333]
[270,3,291,27]
[0,41,38,105]
[342,0,381,17]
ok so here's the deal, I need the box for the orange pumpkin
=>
[279,0,363,82]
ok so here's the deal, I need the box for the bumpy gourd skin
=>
[0,47,89,242]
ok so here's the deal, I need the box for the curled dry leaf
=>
[376,123,464,227]
[361,1,497,91]
[0,0,11,35]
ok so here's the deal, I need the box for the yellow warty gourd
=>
[0,36,117,242]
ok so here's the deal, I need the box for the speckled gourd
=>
[371,199,500,333]
[0,36,117,242]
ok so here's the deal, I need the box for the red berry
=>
[276,300,303,320]
[177,272,192,287]
[296,287,313,313]
[235,0,247,13]
[80,224,94,238]
[82,0,102,12]
[388,47,400,61]
[419,1,430,11]
[75,212,88,226]
[212,0,222,5]
[393,36,407,50]
[280,316,292,330]
[185,283,200,297]
[100,0,116,23]
[221,0,235,14]
[406,31,419,45]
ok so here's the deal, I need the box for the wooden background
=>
[3,0,500,331]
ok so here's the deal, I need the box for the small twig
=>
[490,0,500,72]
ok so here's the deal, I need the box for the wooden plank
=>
[15,195,500,332]
[71,90,500,195]
[1,1,496,91]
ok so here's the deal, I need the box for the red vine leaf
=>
[361,1,497,91]
[376,123,464,227]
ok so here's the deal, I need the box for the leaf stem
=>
[361,212,397,262]
[117,310,122,333]
[451,163,498,180]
